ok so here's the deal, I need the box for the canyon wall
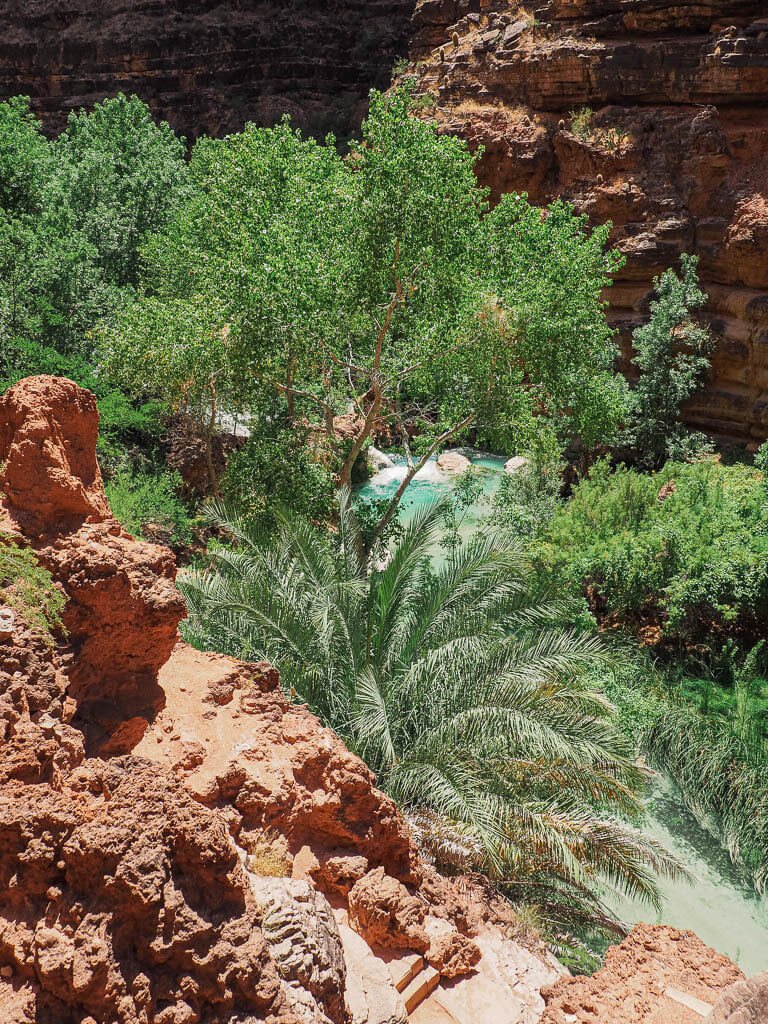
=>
[0,0,414,142]
[406,0,768,443]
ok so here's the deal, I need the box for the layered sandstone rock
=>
[406,0,768,442]
[0,0,414,142]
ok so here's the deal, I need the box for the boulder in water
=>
[504,455,529,475]
[437,451,471,473]
[368,445,394,471]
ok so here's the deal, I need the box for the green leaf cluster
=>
[0,94,188,370]
[0,533,66,646]
[625,254,714,468]
[536,458,768,654]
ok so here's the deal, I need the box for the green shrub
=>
[569,106,593,139]
[105,467,192,545]
[222,423,335,536]
[392,57,410,79]
[625,255,713,469]
[536,458,768,657]
[0,533,66,645]
[489,449,562,540]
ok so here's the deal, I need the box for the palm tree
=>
[180,493,684,934]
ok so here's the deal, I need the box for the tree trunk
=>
[205,385,221,498]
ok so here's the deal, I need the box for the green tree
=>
[0,96,51,216]
[49,93,188,289]
[107,87,630,544]
[625,254,714,468]
[180,495,683,933]
[0,93,187,368]
[102,295,233,494]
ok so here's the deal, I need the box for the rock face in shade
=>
[406,0,768,443]
[0,0,415,142]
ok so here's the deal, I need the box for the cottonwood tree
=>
[106,87,630,541]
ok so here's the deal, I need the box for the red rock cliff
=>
[0,0,415,141]
[407,0,768,443]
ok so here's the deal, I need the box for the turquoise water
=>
[357,450,768,975]
[358,448,507,556]
[604,773,768,976]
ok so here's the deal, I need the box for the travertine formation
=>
[540,924,744,1024]
[0,0,414,142]
[407,0,768,442]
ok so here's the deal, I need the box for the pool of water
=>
[357,448,507,556]
[602,772,768,975]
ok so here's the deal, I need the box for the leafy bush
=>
[625,255,713,469]
[105,466,192,546]
[569,106,593,139]
[0,94,187,362]
[391,56,410,79]
[222,422,335,536]
[536,458,768,656]
[0,533,66,645]
[489,449,562,540]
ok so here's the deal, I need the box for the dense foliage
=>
[0,94,187,375]
[102,86,629,541]
[536,458,768,658]
[624,254,713,468]
[181,495,683,941]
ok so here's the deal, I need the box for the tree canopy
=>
[103,87,630,538]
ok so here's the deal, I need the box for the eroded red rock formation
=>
[407,0,768,443]
[1,376,759,1023]
[0,377,186,756]
[0,0,415,142]
[541,924,744,1024]
[0,374,564,1023]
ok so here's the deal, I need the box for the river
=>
[356,448,768,976]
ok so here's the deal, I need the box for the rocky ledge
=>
[0,375,765,1023]
[406,0,768,443]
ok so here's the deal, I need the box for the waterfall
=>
[368,446,395,471]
